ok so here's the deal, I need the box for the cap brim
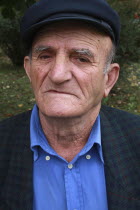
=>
[22,13,115,47]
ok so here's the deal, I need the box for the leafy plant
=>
[107,0,140,64]
[0,13,25,66]
[0,0,35,66]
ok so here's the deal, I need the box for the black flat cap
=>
[20,0,120,47]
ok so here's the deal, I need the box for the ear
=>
[104,63,120,98]
[24,56,31,82]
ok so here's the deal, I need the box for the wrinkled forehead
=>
[32,20,112,45]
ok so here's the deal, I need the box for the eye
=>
[75,56,91,63]
[78,57,90,63]
[39,54,51,60]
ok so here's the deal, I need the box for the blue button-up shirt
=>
[30,105,108,210]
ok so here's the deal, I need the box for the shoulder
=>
[100,106,140,159]
[0,110,31,127]
[0,110,31,144]
[100,105,140,123]
[100,105,140,141]
[100,106,140,156]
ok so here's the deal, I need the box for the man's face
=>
[24,22,119,119]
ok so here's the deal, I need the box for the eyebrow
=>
[33,46,52,54]
[32,46,94,58]
[71,48,94,57]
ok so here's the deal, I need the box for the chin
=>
[37,97,79,118]
[37,97,96,119]
[43,107,78,118]
[39,103,85,119]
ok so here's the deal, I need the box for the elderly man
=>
[0,0,140,209]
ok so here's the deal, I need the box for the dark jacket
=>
[0,106,140,210]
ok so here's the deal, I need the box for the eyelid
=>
[38,50,53,57]
[71,56,91,64]
[40,55,50,58]
[75,54,91,61]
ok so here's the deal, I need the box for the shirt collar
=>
[78,114,104,163]
[30,105,57,161]
[30,104,104,163]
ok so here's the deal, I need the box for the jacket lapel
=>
[2,111,33,210]
[100,108,140,210]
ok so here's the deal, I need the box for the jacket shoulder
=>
[100,105,140,157]
[100,106,140,135]
[0,111,31,144]
[0,110,31,127]
[101,105,140,122]
[100,105,140,140]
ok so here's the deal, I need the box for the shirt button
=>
[68,164,73,169]
[45,156,50,161]
[86,154,91,160]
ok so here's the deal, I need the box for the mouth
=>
[47,90,72,95]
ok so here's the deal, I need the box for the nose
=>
[48,54,72,84]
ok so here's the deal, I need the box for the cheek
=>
[89,72,106,96]
[30,65,48,90]
[72,68,93,98]
[73,71,91,97]
[76,69,103,97]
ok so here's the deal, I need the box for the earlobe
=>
[24,56,31,82]
[104,63,120,98]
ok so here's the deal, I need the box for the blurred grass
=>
[103,62,140,115]
[0,55,140,120]
[0,56,35,120]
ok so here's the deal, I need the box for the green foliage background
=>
[0,0,36,66]
[0,0,140,66]
[107,0,140,64]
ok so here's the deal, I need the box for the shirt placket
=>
[64,162,84,210]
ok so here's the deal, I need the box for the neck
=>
[39,107,100,162]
